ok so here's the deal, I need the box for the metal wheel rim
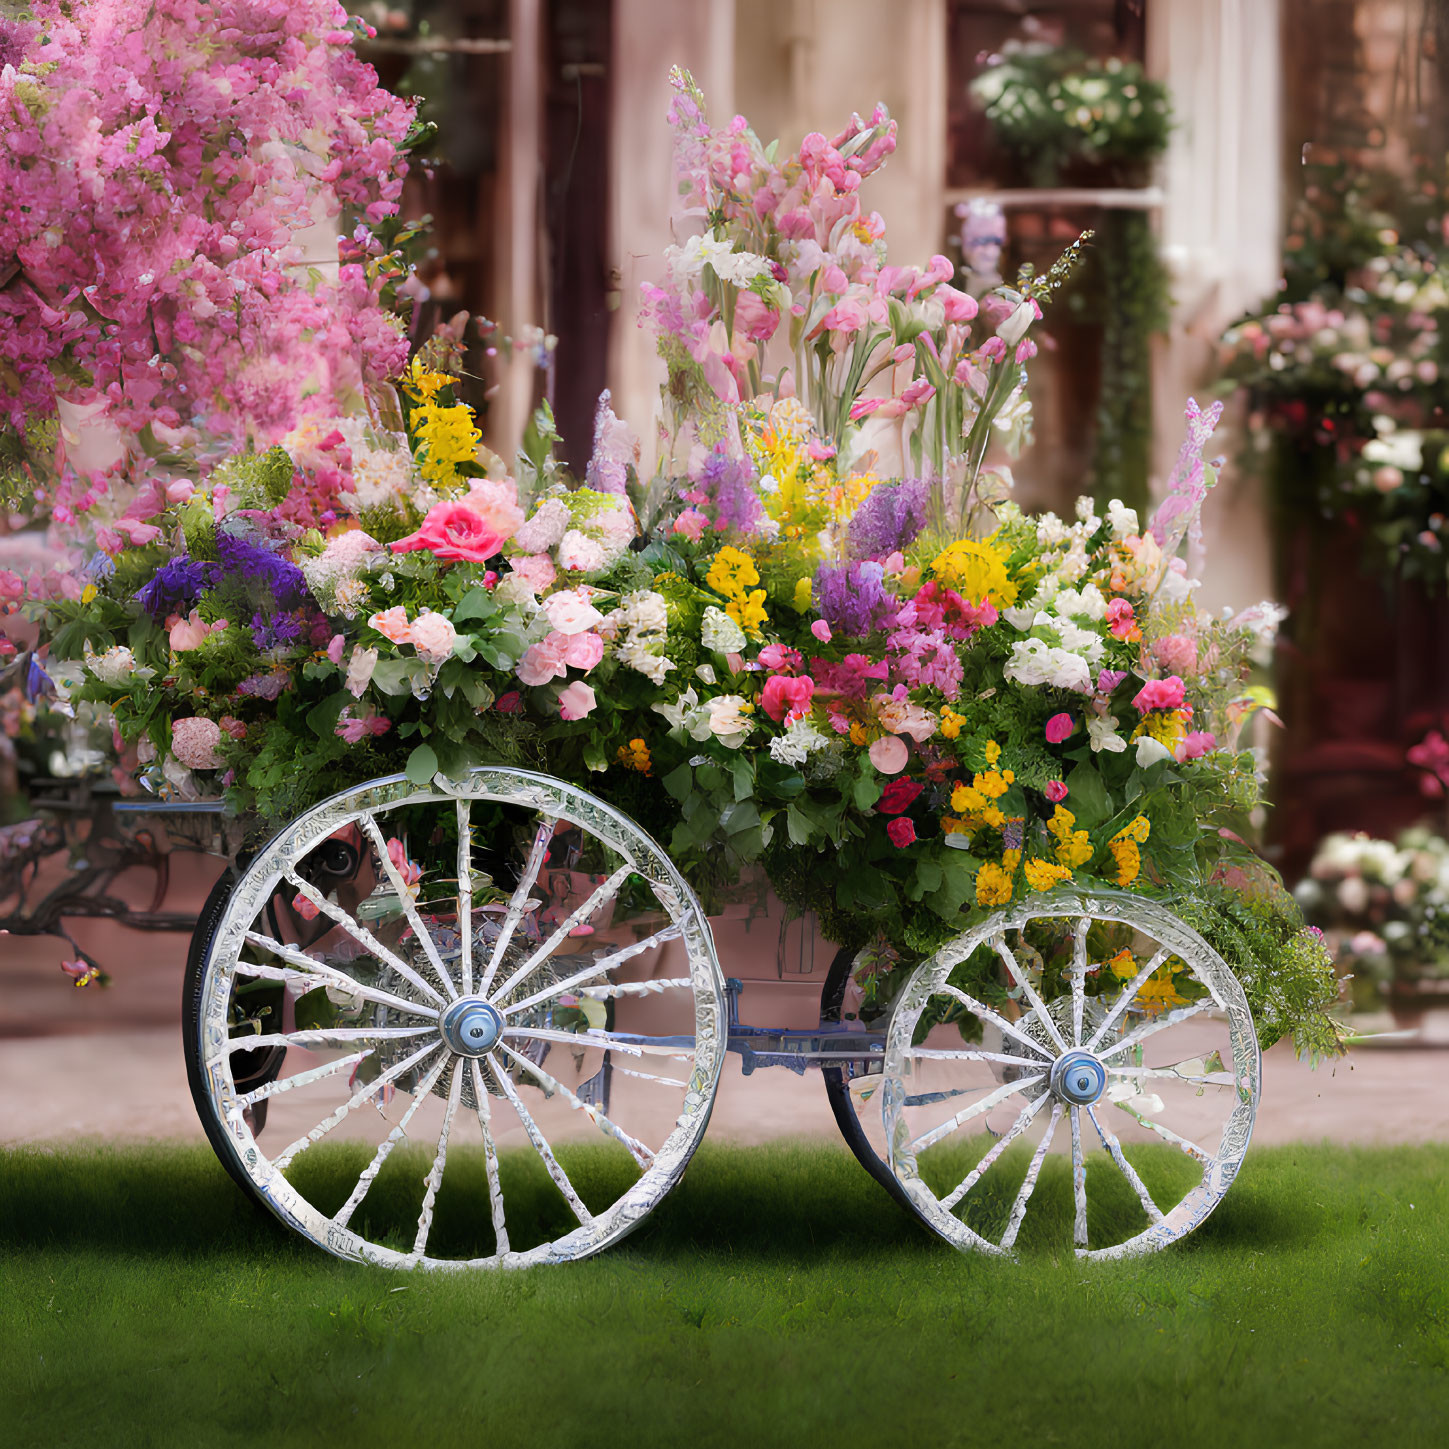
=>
[195,767,726,1270]
[880,891,1260,1260]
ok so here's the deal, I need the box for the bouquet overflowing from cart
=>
[0,22,1341,1269]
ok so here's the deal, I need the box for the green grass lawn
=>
[3,1138,1448,1449]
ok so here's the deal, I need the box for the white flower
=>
[1106,498,1139,540]
[998,299,1036,346]
[556,530,610,573]
[409,609,457,664]
[618,635,674,684]
[492,575,539,612]
[85,645,137,686]
[652,687,699,732]
[691,694,754,749]
[701,606,746,654]
[512,498,571,553]
[1036,511,1069,547]
[1087,714,1129,753]
[1135,735,1172,768]
[1002,639,1093,693]
[1050,618,1105,664]
[769,717,833,767]
[1074,495,1100,528]
[542,588,604,636]
[695,663,717,685]
[1052,583,1107,622]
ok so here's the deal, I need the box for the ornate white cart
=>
[183,766,1259,1269]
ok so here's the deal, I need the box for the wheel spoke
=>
[611,1063,689,1088]
[333,1051,451,1229]
[412,1058,463,1259]
[1106,1062,1236,1088]
[575,976,694,1001]
[497,1041,655,1169]
[271,1041,444,1171]
[490,1060,594,1225]
[356,814,459,1001]
[237,1050,369,1108]
[1070,1105,1088,1250]
[1070,917,1089,1046]
[1112,1100,1212,1163]
[283,871,446,1008]
[908,1073,1046,1154]
[941,983,1055,1061]
[940,1093,1050,1211]
[1087,1105,1163,1224]
[468,1058,509,1256]
[456,798,474,996]
[1085,947,1171,1050]
[237,1025,436,1053]
[239,939,440,1019]
[503,1025,695,1060]
[490,863,635,1004]
[500,925,683,1017]
[1100,1000,1213,1060]
[993,934,1068,1054]
[480,819,555,996]
[999,1102,1061,1251]
[905,1047,1044,1069]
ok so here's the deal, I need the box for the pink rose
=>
[558,680,597,720]
[761,673,815,723]
[463,478,527,540]
[517,636,569,687]
[542,588,604,635]
[1044,779,1069,803]
[494,690,521,713]
[1045,712,1075,744]
[508,554,557,595]
[1152,634,1199,677]
[733,288,780,342]
[869,734,909,774]
[1132,675,1186,713]
[672,509,709,543]
[368,606,412,645]
[559,630,604,672]
[409,610,457,664]
[391,500,513,563]
[886,817,917,848]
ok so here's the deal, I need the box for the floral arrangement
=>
[1296,828,1449,991]
[969,43,1172,188]
[10,69,1340,1054]
[1220,166,1448,581]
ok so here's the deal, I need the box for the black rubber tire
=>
[818,947,921,1220]
[182,859,285,1210]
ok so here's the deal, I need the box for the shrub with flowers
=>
[1220,166,1449,582]
[13,70,1339,1054]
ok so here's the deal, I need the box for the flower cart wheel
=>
[186,767,726,1269]
[878,892,1260,1260]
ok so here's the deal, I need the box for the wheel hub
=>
[439,997,505,1057]
[1049,1049,1106,1106]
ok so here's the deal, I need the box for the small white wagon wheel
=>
[187,767,725,1269]
[877,891,1259,1259]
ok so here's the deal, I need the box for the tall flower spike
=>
[1148,397,1226,574]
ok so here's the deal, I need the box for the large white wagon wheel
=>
[185,767,726,1269]
[875,891,1259,1259]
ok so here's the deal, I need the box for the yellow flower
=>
[793,577,813,611]
[80,584,97,605]
[727,588,769,639]
[705,545,760,598]
[975,861,1014,907]
[403,356,453,403]
[413,401,481,484]
[1024,858,1073,892]
[974,768,1013,800]
[1108,837,1141,886]
[1117,815,1151,844]
[1135,970,1188,1015]
[1132,710,1189,751]
[951,783,985,813]
[939,708,966,740]
[931,538,1019,608]
[940,816,974,836]
[1001,848,1021,872]
[1107,947,1137,980]
[984,740,1001,765]
[1047,804,1092,869]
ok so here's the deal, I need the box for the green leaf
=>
[583,740,609,773]
[304,690,349,740]
[293,987,338,1033]
[785,804,813,846]
[452,588,494,625]
[731,755,755,803]
[662,763,693,801]
[852,768,882,811]
[405,743,439,785]
[1064,763,1112,827]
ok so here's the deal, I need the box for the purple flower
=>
[250,609,304,651]
[814,561,900,638]
[1096,668,1127,695]
[889,626,963,698]
[692,448,764,533]
[134,556,211,621]
[238,672,287,701]
[214,530,310,610]
[848,479,930,558]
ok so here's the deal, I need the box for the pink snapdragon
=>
[1175,731,1217,762]
[761,673,815,723]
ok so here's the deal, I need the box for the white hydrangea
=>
[769,716,834,767]
[1049,618,1106,664]
[701,606,747,654]
[556,530,610,574]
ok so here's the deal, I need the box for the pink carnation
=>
[1152,634,1199,677]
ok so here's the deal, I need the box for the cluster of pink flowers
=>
[0,0,415,520]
